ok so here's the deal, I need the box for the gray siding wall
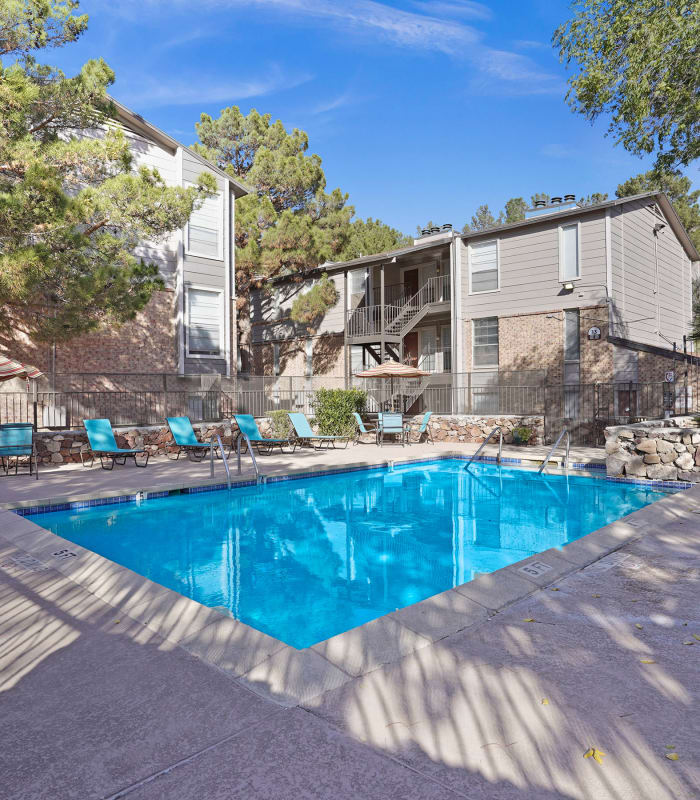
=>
[460,210,609,323]
[251,273,345,343]
[609,197,692,349]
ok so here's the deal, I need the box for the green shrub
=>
[512,425,533,445]
[269,410,292,438]
[311,388,367,436]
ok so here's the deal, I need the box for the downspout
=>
[605,208,613,336]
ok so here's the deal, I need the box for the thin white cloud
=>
[514,39,548,50]
[410,0,492,21]
[119,0,561,97]
[540,144,577,159]
[312,91,356,115]
[118,66,313,108]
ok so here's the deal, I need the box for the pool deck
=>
[1,444,699,799]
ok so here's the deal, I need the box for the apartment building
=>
[6,99,248,383]
[250,192,699,414]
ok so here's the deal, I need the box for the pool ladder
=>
[538,428,570,474]
[464,426,503,469]
[208,433,264,490]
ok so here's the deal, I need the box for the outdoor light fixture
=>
[562,281,575,291]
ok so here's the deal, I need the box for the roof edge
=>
[108,97,251,198]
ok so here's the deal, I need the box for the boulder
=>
[643,454,660,464]
[674,443,687,453]
[626,456,647,476]
[655,439,674,455]
[677,471,700,483]
[675,452,695,470]
[618,429,635,439]
[682,433,693,445]
[635,438,657,454]
[661,452,677,464]
[605,439,620,454]
[607,452,631,476]
[646,463,678,480]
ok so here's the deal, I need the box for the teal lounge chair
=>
[377,412,408,447]
[411,411,434,443]
[352,412,377,445]
[81,418,149,470]
[233,414,295,455]
[0,423,38,480]
[166,416,229,461]
[288,412,349,449]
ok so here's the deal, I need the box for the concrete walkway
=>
[1,451,698,799]
[0,440,605,509]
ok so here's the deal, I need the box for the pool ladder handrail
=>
[537,427,570,474]
[209,434,232,490]
[464,426,502,469]
[236,431,263,482]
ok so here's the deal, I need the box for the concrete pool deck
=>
[1,448,698,798]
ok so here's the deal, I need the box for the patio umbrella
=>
[0,356,44,383]
[355,359,430,410]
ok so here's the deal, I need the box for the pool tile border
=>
[0,464,696,710]
[9,453,687,518]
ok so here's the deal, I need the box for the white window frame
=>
[185,284,224,360]
[558,221,581,282]
[468,239,500,295]
[185,189,224,261]
[472,317,499,369]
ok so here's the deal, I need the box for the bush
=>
[512,425,533,445]
[269,410,292,438]
[311,388,367,436]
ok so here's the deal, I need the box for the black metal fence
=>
[1,378,697,447]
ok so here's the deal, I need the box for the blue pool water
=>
[31,461,676,648]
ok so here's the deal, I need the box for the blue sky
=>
[50,0,670,234]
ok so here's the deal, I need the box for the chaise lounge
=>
[166,416,229,461]
[81,418,150,470]
[288,412,350,449]
[233,414,295,455]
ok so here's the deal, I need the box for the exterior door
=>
[403,332,418,367]
[403,268,419,299]
[419,328,436,372]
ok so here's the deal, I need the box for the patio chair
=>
[0,423,38,480]
[81,418,149,470]
[352,412,377,445]
[166,416,230,461]
[411,411,434,444]
[233,414,295,455]
[288,412,350,450]
[377,412,408,447]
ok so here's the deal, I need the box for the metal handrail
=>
[236,431,261,481]
[538,427,570,474]
[210,434,231,490]
[464,425,503,469]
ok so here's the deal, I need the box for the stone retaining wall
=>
[605,417,700,482]
[31,413,543,466]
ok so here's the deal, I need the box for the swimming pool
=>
[30,460,676,648]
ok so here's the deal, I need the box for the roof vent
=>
[564,194,576,203]
[421,228,430,237]
[534,199,546,209]
[551,196,562,205]
[441,223,453,232]
[430,226,440,234]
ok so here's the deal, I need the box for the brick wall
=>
[251,334,345,378]
[1,290,179,377]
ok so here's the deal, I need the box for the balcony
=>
[346,274,451,341]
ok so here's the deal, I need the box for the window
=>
[349,269,367,295]
[186,190,222,259]
[472,317,498,367]
[305,339,313,377]
[559,223,580,280]
[186,288,222,357]
[469,240,499,293]
[564,309,580,362]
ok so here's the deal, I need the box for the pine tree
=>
[0,0,216,342]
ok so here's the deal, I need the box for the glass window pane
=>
[188,289,221,355]
[561,225,579,279]
[470,241,498,292]
[473,317,498,367]
[564,310,580,361]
